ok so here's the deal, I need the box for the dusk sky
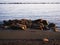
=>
[0,0,60,3]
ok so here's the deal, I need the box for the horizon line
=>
[0,2,60,4]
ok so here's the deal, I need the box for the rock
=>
[32,19,43,24]
[42,20,49,30]
[42,20,48,25]
[48,23,57,32]
[1,19,57,31]
[16,23,27,30]
[48,23,56,28]
[39,23,44,30]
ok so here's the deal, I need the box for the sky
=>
[0,0,60,3]
[0,0,60,21]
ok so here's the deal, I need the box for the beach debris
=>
[54,29,59,32]
[16,23,27,30]
[4,26,9,29]
[43,38,49,43]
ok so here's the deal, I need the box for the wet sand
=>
[0,29,60,45]
[0,29,60,39]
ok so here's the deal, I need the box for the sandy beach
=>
[0,29,60,39]
[0,29,60,45]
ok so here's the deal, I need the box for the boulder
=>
[48,23,57,32]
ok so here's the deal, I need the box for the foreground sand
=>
[0,29,60,45]
[0,29,60,39]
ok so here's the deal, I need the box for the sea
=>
[0,4,60,30]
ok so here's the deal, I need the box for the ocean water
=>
[0,4,60,30]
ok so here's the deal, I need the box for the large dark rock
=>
[32,19,43,24]
[42,20,49,30]
[42,20,48,25]
[48,23,57,31]
[48,23,56,29]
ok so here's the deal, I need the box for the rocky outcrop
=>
[0,19,57,31]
